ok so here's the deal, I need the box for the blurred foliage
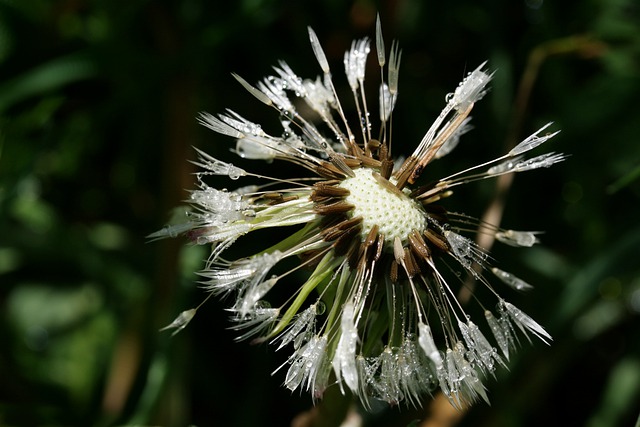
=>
[0,0,639,426]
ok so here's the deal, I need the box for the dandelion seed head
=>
[155,18,564,409]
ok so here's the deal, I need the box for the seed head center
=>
[339,168,427,245]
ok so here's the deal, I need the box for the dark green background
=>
[1,0,639,426]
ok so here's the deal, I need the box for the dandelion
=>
[152,16,561,407]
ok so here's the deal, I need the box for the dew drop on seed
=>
[256,300,272,309]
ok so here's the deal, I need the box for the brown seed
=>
[298,249,325,270]
[373,233,384,262]
[316,162,347,179]
[320,225,346,242]
[334,224,362,256]
[360,227,381,267]
[404,247,421,277]
[319,214,347,232]
[390,260,399,283]
[318,180,341,186]
[378,143,389,161]
[348,141,365,158]
[312,183,351,197]
[424,204,449,223]
[394,156,418,190]
[360,155,382,168]
[367,139,381,150]
[320,216,363,241]
[314,201,355,216]
[408,230,431,261]
[424,228,449,252]
[263,192,299,205]
[409,164,425,184]
[337,216,363,230]
[419,190,452,205]
[363,224,379,249]
[410,183,434,198]
[310,193,331,203]
[373,172,405,197]
[328,154,356,178]
[342,157,362,168]
[263,192,283,199]
[380,159,394,180]
[346,239,363,269]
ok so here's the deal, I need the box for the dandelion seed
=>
[332,302,359,392]
[458,320,505,373]
[435,117,473,159]
[379,83,397,121]
[282,335,330,396]
[160,309,197,336]
[388,41,402,96]
[508,122,559,156]
[197,111,245,138]
[191,147,246,179]
[485,310,512,360]
[450,62,493,111]
[418,322,443,370]
[231,73,273,107]
[308,27,330,74]
[344,38,370,91]
[514,152,568,172]
[492,267,534,291]
[154,19,562,408]
[445,230,488,272]
[230,305,279,342]
[375,14,385,67]
[487,156,523,175]
[495,229,540,247]
[399,335,435,407]
[501,300,552,344]
[275,304,318,350]
[375,347,402,405]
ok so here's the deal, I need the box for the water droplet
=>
[256,300,272,309]
[315,301,326,315]
[196,236,211,245]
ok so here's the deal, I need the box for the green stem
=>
[268,251,341,338]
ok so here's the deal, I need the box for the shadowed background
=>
[0,0,639,426]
